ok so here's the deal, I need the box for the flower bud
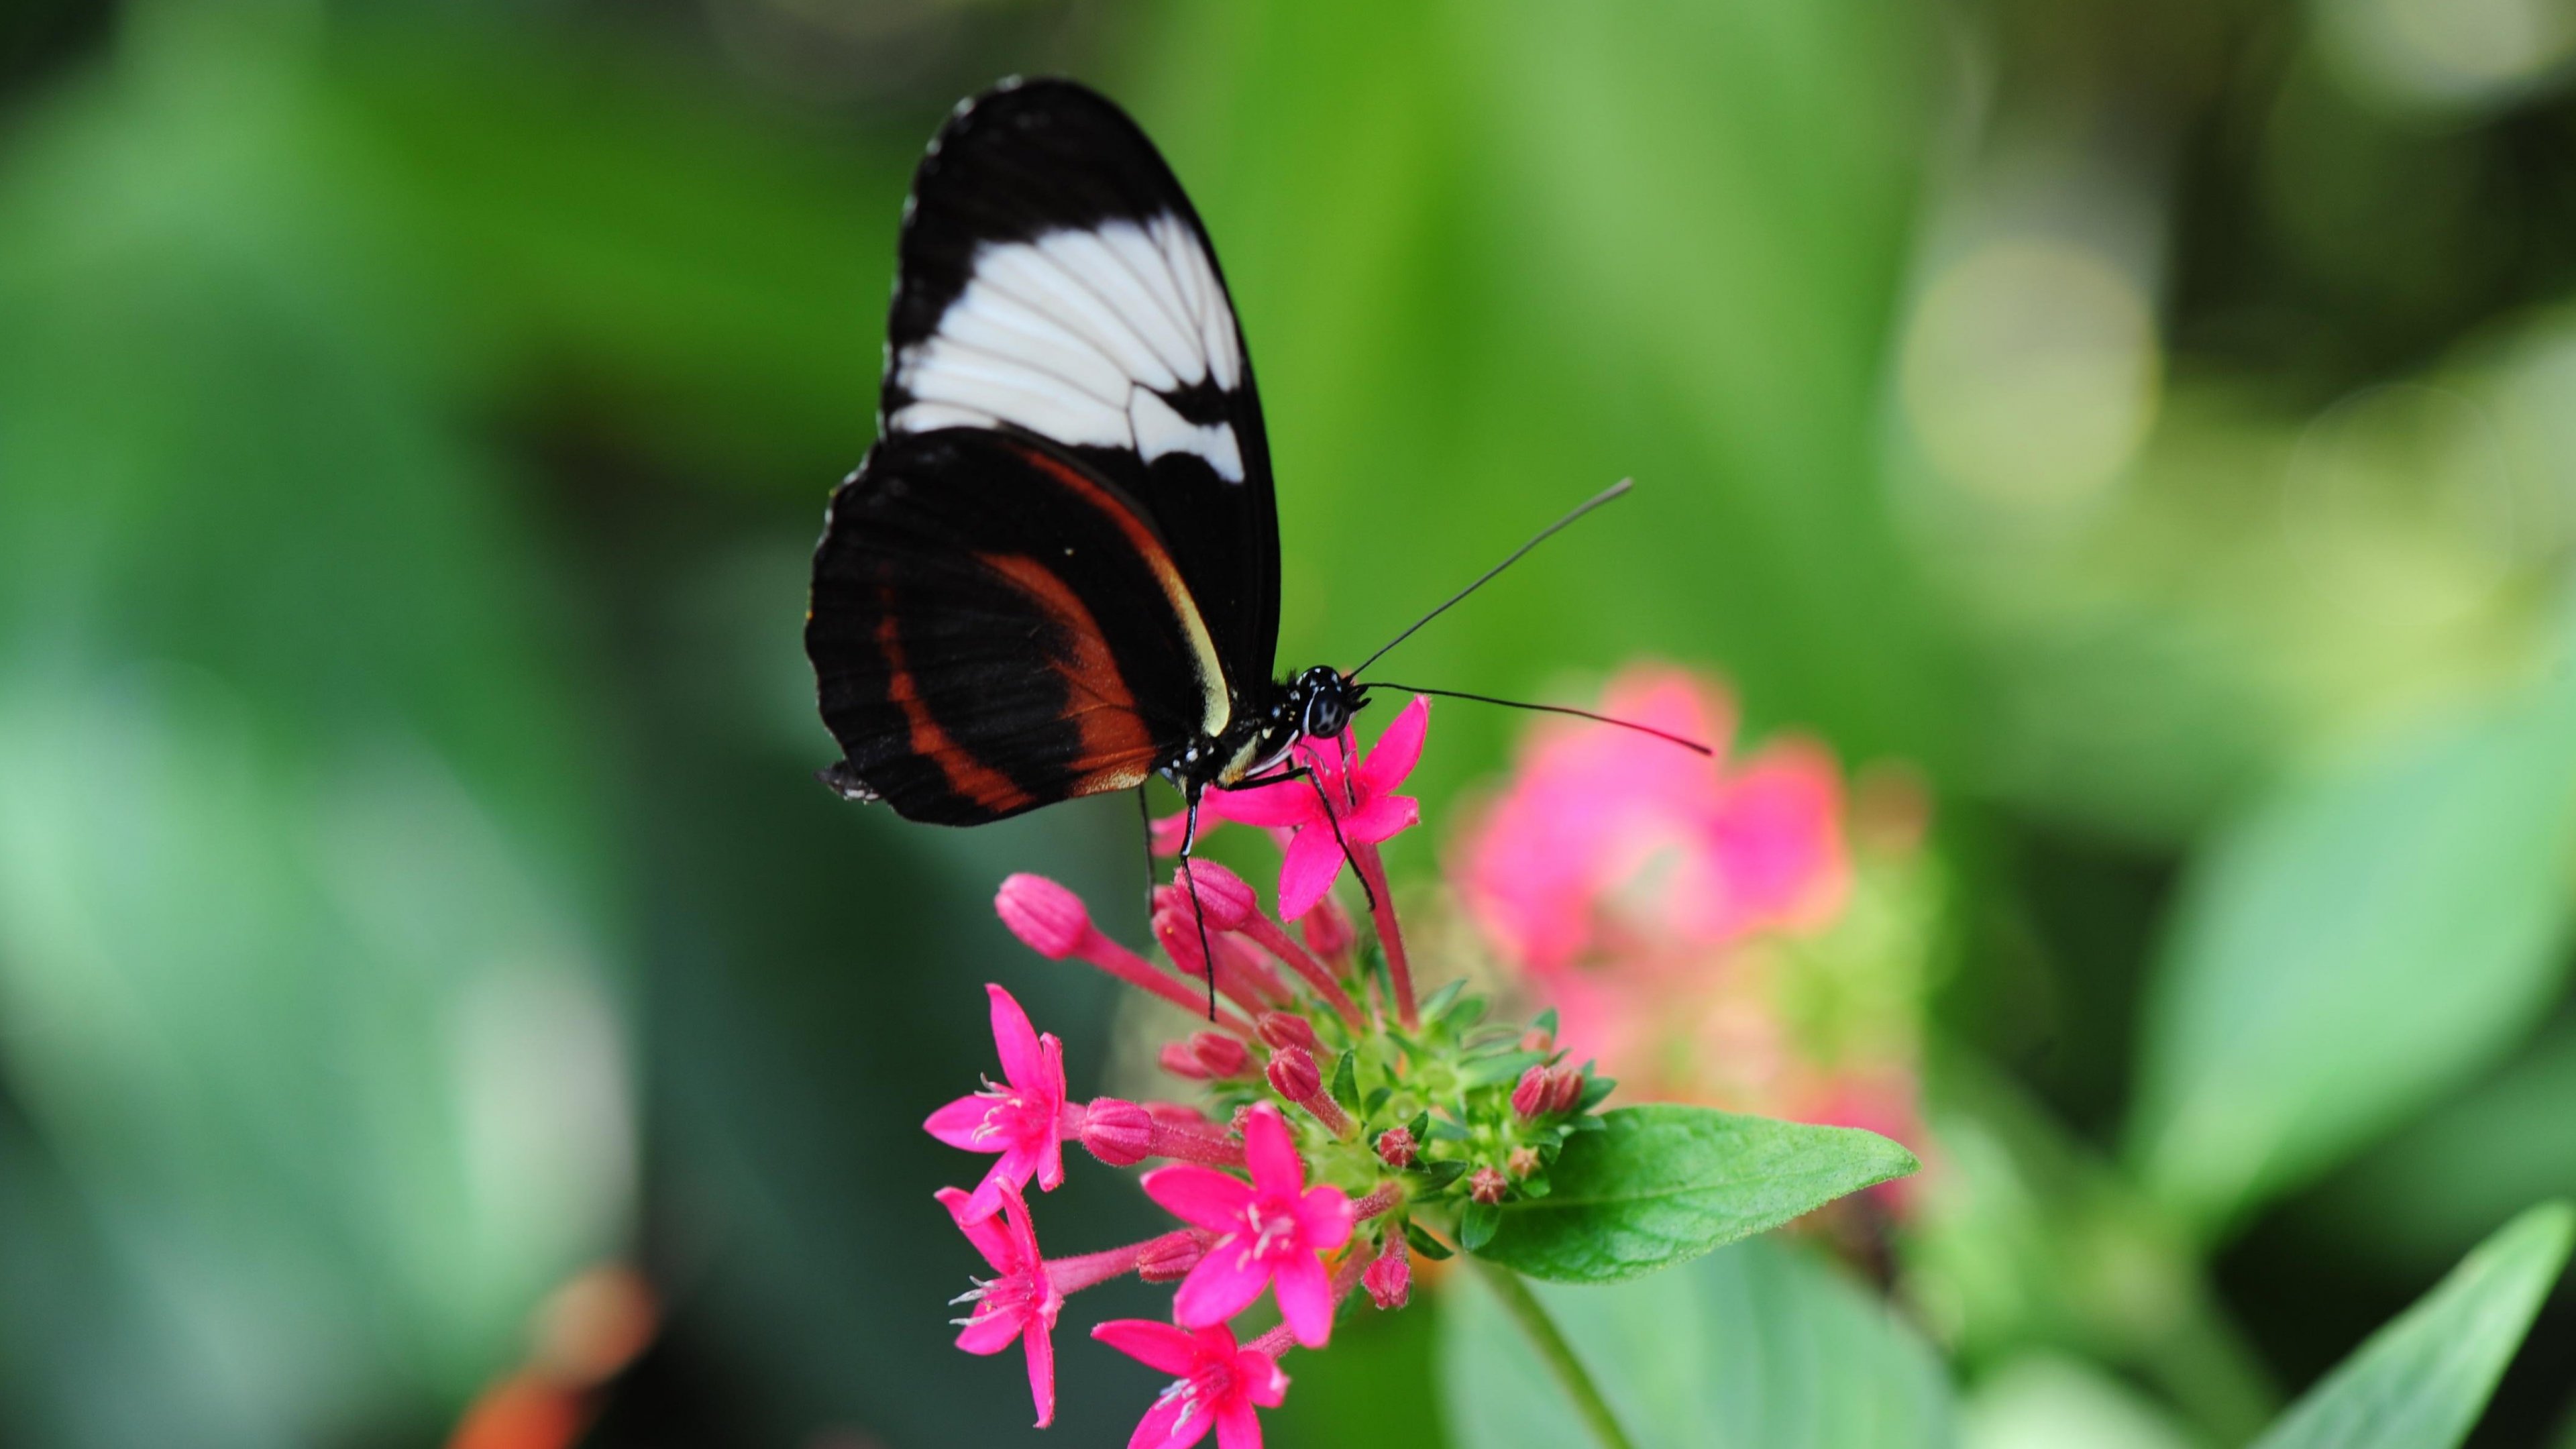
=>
[1175,859,1257,931]
[1375,1125,1417,1169]
[1157,1040,1214,1080]
[1302,894,1356,958]
[1189,1031,1250,1078]
[1152,905,1208,975]
[1265,1044,1322,1103]
[1467,1166,1508,1205]
[1547,1065,1587,1115]
[1147,1102,1214,1130]
[1362,1250,1411,1310]
[1078,1097,1155,1167]
[1136,1232,1206,1283]
[1256,1010,1320,1055]
[1519,1026,1554,1055]
[996,873,1091,959]
[1511,1064,1552,1120]
[1507,1145,1542,1179]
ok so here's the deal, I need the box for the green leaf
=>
[1330,1049,1360,1111]
[1460,1201,1501,1252]
[1441,1238,1957,1448]
[1406,1222,1455,1260]
[2249,1201,2572,1449]
[1477,1106,1917,1283]
[2129,685,2576,1234]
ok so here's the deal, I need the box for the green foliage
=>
[1440,1239,1957,1448]
[1474,1106,1918,1283]
[2128,674,2576,1234]
[2248,1202,2573,1449]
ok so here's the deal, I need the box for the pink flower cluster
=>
[1454,666,1932,1197]
[924,700,1501,1448]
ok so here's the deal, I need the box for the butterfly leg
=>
[1176,782,1218,1020]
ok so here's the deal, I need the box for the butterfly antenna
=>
[1347,478,1633,680]
[1364,682,1715,756]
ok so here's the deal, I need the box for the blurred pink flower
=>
[1091,1320,1288,1449]
[922,984,1069,1220]
[936,1183,1063,1428]
[1458,668,1846,974]
[1140,1104,1355,1348]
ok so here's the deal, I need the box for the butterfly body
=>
[806,78,1366,828]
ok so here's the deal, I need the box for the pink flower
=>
[1208,697,1430,920]
[1139,1104,1354,1347]
[1091,1320,1288,1449]
[924,984,1068,1220]
[936,1183,1063,1428]
[1458,668,1846,973]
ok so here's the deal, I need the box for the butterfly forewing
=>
[808,430,1226,824]
[881,78,1280,706]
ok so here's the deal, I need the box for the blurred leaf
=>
[2127,674,2576,1234]
[1962,1354,2205,1449]
[1440,1237,1957,1448]
[2247,1201,2572,1449]
[2312,1015,2576,1276]
[0,9,631,1440]
[1476,1105,1917,1283]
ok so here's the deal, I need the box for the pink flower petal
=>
[1140,1163,1255,1231]
[1293,1184,1353,1250]
[935,1187,1016,1267]
[1024,1301,1056,1429]
[1093,1318,1203,1375]
[1271,1250,1335,1348]
[1357,696,1430,794]
[1238,1105,1303,1193]
[1216,1398,1264,1449]
[1342,792,1419,844]
[954,1305,1024,1356]
[1275,828,1347,921]
[987,983,1044,1087]
[924,1095,998,1152]
[1172,1245,1271,1328]
[1205,778,1315,830]
[1241,1349,1289,1407]
[1036,1036,1068,1189]
[1130,1389,1193,1449]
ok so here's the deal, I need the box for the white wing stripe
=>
[976,246,1178,392]
[893,213,1250,468]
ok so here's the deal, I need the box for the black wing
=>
[877,77,1279,720]
[806,429,1230,825]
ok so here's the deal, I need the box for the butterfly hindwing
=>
[808,429,1228,824]
[881,78,1280,708]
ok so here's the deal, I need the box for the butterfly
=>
[805,78,1695,920]
[804,76,1366,859]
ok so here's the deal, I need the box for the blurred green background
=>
[5,0,2576,1444]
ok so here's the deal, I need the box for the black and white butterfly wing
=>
[879,77,1280,703]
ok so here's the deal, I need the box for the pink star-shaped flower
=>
[936,1182,1063,1428]
[1205,696,1429,920]
[924,983,1069,1220]
[1091,1319,1288,1449]
[1139,1103,1354,1347]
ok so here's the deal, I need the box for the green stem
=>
[1472,1258,1636,1449]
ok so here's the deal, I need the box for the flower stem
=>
[1351,842,1416,1028]
[1471,1258,1634,1449]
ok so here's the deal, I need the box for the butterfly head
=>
[1291,665,1366,742]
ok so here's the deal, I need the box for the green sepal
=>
[1405,1221,1455,1260]
[1417,979,1466,1022]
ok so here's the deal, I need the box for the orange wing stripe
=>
[875,596,1035,815]
[975,552,1159,794]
